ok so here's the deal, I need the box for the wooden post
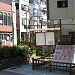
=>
[69,64,71,75]
[32,58,34,70]
[49,61,52,72]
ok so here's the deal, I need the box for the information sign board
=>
[36,32,55,46]
[53,45,75,63]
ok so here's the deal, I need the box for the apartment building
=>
[0,1,12,46]
[47,0,75,35]
[29,0,47,30]
[12,0,29,45]
[1,0,47,45]
[12,0,47,45]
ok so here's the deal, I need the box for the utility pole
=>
[59,19,61,37]
[12,0,17,46]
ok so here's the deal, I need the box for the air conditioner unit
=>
[2,40,6,46]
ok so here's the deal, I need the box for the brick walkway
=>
[0,71,26,75]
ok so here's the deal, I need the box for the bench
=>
[32,58,75,75]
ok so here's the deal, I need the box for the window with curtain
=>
[8,14,11,26]
[0,12,3,25]
[4,13,7,26]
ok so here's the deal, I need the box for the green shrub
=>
[0,45,36,59]
[1,46,11,59]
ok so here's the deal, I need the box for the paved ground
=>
[3,64,69,75]
[0,70,25,75]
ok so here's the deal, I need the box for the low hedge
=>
[0,45,36,60]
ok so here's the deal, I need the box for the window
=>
[29,0,34,3]
[21,4,29,11]
[4,13,7,26]
[7,14,11,26]
[0,12,3,25]
[24,25,27,29]
[15,3,19,9]
[0,12,3,20]
[33,8,38,16]
[0,34,9,40]
[22,18,26,25]
[57,0,68,8]
[4,34,7,40]
[10,16,12,26]
[23,19,30,29]
[0,34,3,40]
[29,0,40,4]
[33,8,42,16]
[21,4,25,11]
[38,10,42,16]
[34,0,40,4]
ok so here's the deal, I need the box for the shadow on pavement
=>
[0,71,26,75]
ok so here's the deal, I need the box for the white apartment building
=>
[12,0,29,45]
[29,0,47,31]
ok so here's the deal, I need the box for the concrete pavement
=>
[3,64,69,75]
[0,70,26,75]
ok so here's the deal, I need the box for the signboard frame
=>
[45,32,55,45]
[36,32,45,46]
[36,32,55,46]
[53,45,75,63]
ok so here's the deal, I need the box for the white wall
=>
[19,0,29,39]
[12,0,17,46]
